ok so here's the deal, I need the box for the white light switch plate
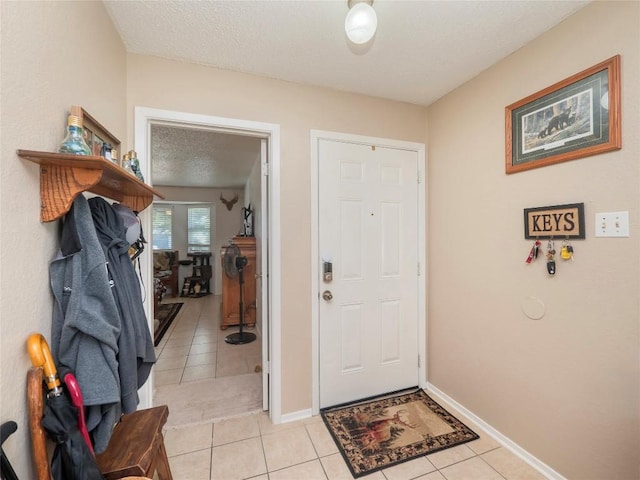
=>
[595,211,629,237]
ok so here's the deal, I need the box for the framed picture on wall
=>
[71,105,121,163]
[505,55,621,174]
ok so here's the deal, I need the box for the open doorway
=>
[149,125,264,424]
[134,107,282,425]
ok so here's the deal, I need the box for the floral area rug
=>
[321,388,479,478]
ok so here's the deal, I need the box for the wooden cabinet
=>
[220,236,256,330]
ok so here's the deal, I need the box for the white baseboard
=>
[281,408,313,424]
[426,383,566,480]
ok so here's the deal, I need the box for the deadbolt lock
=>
[323,261,333,282]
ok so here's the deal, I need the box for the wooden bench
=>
[95,406,172,479]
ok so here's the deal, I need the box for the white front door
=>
[319,139,419,408]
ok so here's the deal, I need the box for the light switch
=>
[595,211,629,237]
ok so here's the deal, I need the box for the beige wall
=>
[126,56,427,414]
[0,1,127,477]
[426,2,639,479]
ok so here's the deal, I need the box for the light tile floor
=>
[153,295,263,426]
[153,295,262,387]
[154,296,547,479]
[163,412,547,480]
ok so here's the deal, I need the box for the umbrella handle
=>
[26,333,61,393]
[63,373,94,454]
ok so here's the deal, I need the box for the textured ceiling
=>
[151,125,261,188]
[105,0,589,106]
[107,0,590,187]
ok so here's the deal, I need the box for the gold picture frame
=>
[506,55,621,174]
[71,105,121,163]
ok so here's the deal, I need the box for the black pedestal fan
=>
[223,243,256,345]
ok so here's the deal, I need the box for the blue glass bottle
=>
[59,115,91,155]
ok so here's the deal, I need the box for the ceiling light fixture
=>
[345,0,377,45]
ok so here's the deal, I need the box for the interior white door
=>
[319,139,419,408]
[259,138,269,410]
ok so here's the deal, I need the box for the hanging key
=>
[526,239,541,264]
[547,259,556,275]
[561,238,574,261]
[546,239,556,275]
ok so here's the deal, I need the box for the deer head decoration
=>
[220,192,239,211]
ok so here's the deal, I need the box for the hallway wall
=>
[426,2,639,478]
[0,2,127,477]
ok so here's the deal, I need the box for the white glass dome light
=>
[345,1,377,45]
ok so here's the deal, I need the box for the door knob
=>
[322,290,333,302]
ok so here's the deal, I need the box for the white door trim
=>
[310,130,427,415]
[135,107,283,424]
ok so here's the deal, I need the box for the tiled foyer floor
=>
[153,295,262,386]
[162,411,547,480]
[153,295,263,426]
[153,296,547,479]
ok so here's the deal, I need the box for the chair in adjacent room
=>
[153,250,179,297]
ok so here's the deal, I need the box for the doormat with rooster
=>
[321,388,479,478]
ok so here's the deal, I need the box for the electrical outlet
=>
[595,211,629,237]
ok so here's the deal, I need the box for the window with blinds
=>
[188,205,211,253]
[152,205,173,250]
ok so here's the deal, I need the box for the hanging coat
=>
[50,194,121,454]
[88,197,156,415]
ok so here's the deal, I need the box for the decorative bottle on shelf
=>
[58,115,91,155]
[122,152,134,174]
[128,150,144,182]
[100,142,113,162]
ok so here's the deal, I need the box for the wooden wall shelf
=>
[17,150,164,222]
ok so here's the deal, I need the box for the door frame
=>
[310,130,427,415]
[135,107,283,424]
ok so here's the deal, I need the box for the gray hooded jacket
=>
[88,197,155,414]
[50,194,121,453]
